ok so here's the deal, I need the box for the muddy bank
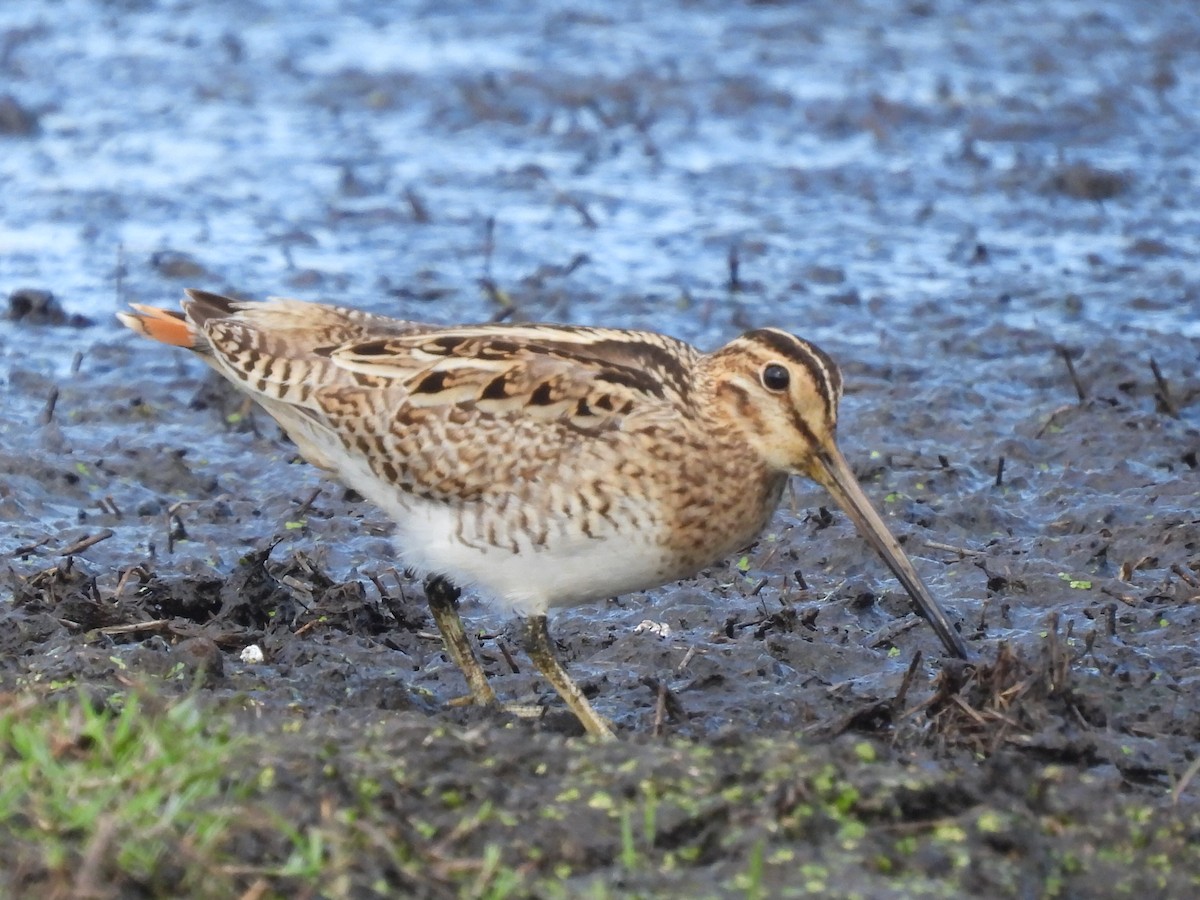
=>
[2,0,1199,895]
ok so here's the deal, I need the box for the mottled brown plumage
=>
[119,289,968,738]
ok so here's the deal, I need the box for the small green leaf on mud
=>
[285,520,306,530]
[976,811,1005,834]
[1058,573,1092,590]
[854,742,877,763]
[933,823,967,843]
[839,820,867,844]
[587,791,614,811]
[736,555,750,573]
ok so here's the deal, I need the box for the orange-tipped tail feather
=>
[116,303,199,349]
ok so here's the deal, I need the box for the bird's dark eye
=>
[761,363,790,392]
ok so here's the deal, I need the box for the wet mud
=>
[2,0,1199,896]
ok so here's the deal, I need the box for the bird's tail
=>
[116,303,201,350]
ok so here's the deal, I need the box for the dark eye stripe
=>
[744,328,841,420]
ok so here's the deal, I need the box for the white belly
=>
[340,459,678,616]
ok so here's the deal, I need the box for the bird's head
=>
[706,328,970,661]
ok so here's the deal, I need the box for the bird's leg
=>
[521,614,615,741]
[424,575,497,707]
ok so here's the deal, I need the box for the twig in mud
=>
[13,535,53,557]
[652,680,668,737]
[478,277,515,320]
[277,575,314,607]
[377,580,414,628]
[1034,403,1075,439]
[165,500,196,555]
[924,539,984,558]
[557,191,596,228]
[97,618,172,636]
[994,456,1005,488]
[1172,755,1200,806]
[292,618,320,638]
[1080,629,1097,660]
[674,644,699,675]
[404,186,431,224]
[293,486,322,519]
[482,215,495,278]
[865,614,921,650]
[1149,357,1180,418]
[1055,345,1086,401]
[727,244,741,292]
[497,638,521,675]
[487,302,516,324]
[949,694,989,727]
[1118,556,1154,581]
[40,386,59,425]
[1171,563,1200,589]
[559,253,589,278]
[1099,585,1137,607]
[71,350,84,374]
[113,565,148,597]
[891,649,923,709]
[641,675,685,733]
[368,573,389,599]
[58,529,114,557]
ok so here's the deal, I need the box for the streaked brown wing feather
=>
[317,326,701,505]
[187,299,702,504]
[327,323,699,422]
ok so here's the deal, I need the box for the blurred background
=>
[2,0,1197,352]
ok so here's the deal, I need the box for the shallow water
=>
[3,1,1199,339]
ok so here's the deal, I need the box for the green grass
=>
[0,691,247,896]
[1,688,1197,898]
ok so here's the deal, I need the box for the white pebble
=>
[634,619,671,639]
[239,644,265,664]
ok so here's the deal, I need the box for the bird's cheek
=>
[797,452,827,481]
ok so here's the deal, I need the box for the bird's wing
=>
[169,294,700,503]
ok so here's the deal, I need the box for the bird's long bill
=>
[811,446,970,660]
